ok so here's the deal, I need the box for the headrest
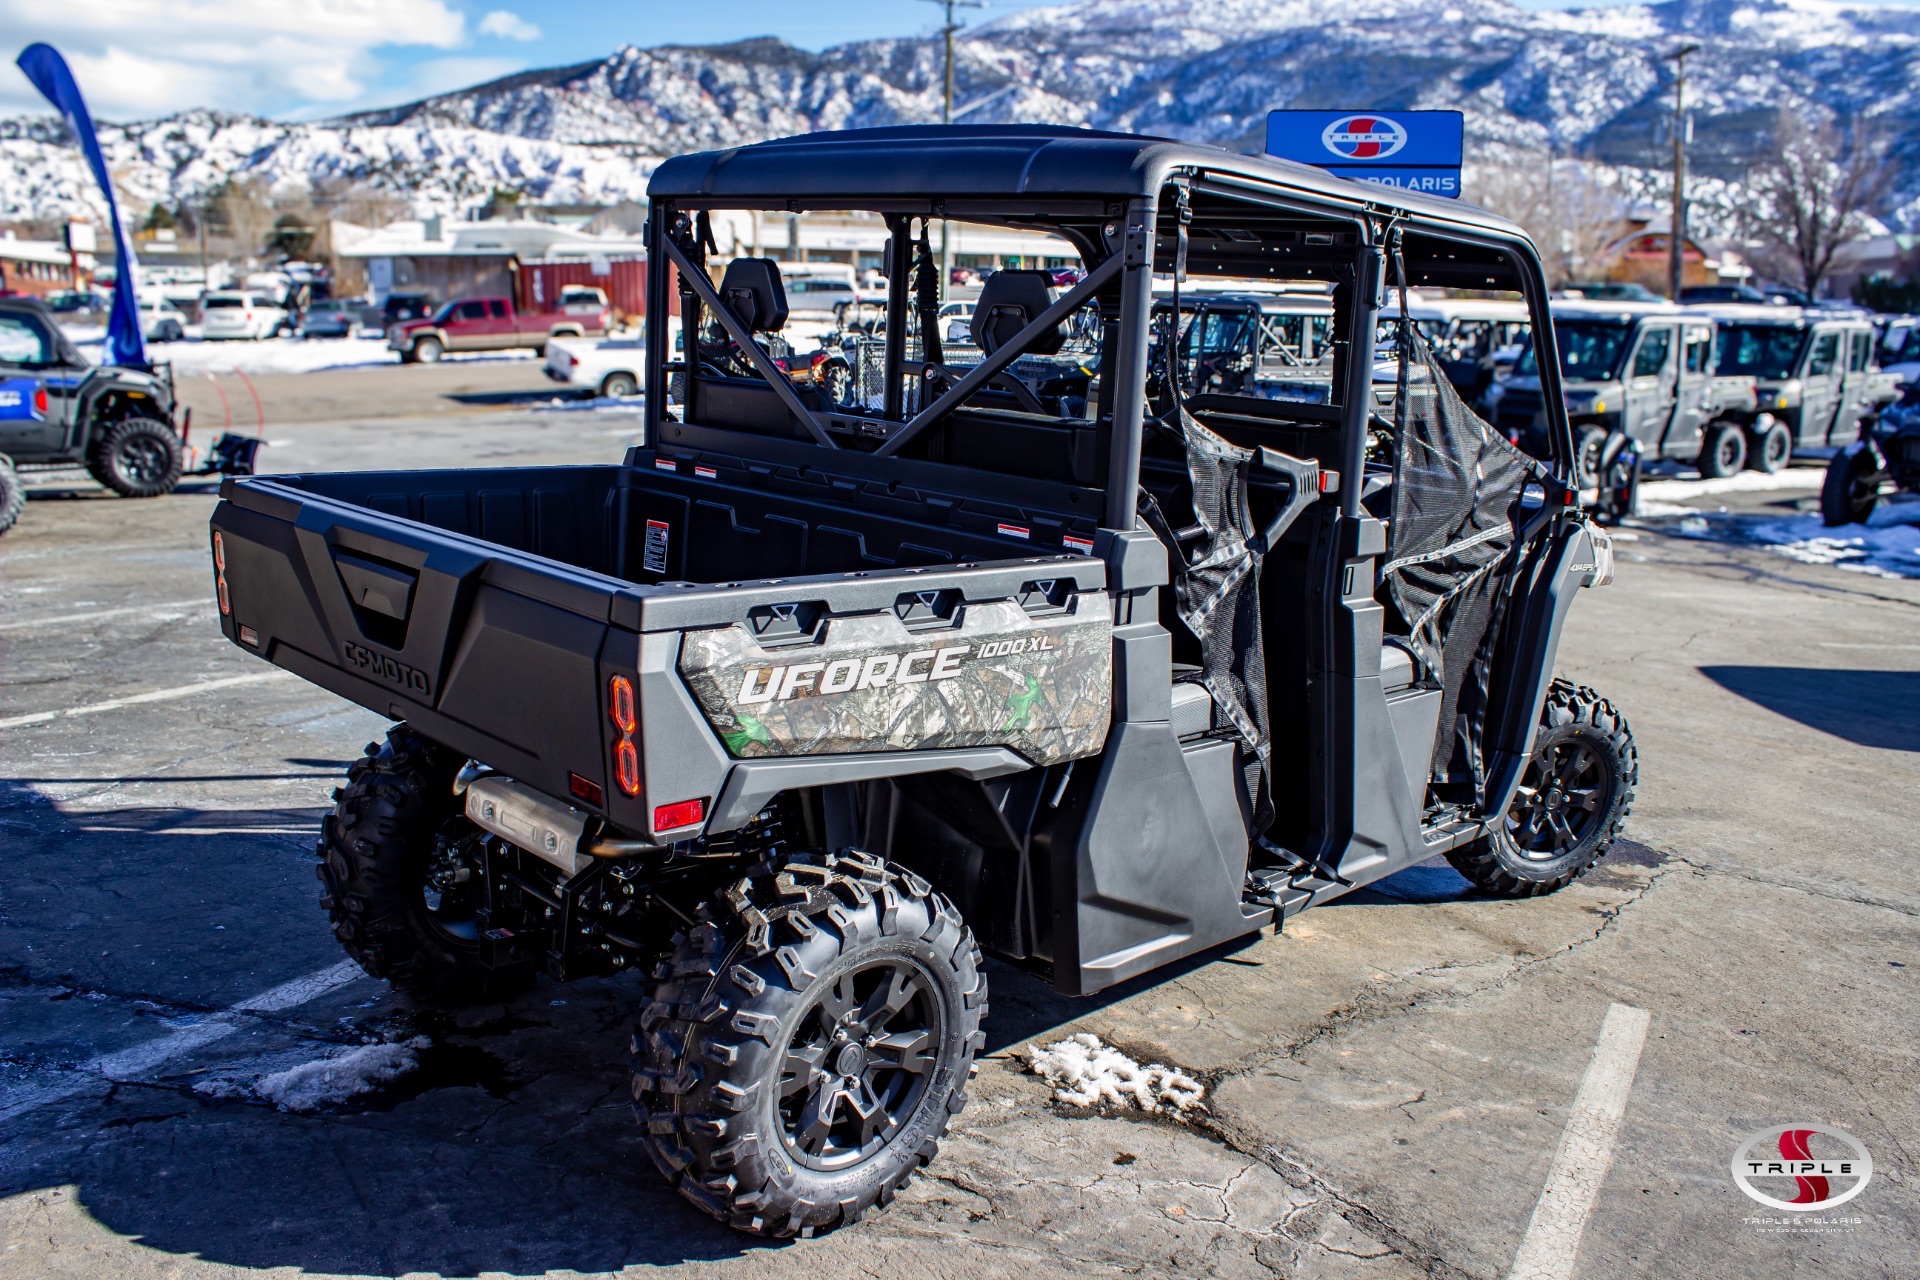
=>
[970,270,1065,356]
[717,258,788,333]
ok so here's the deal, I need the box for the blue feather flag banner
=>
[15,44,149,368]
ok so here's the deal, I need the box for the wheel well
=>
[86,390,174,433]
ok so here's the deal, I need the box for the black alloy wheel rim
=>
[777,958,944,1171]
[117,436,170,485]
[1507,736,1611,861]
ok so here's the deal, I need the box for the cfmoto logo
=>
[1732,1125,1873,1211]
[1321,115,1408,160]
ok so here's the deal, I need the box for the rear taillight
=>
[32,386,47,414]
[608,674,640,796]
[213,531,230,616]
[811,351,830,368]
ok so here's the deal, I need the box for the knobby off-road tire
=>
[1448,680,1637,898]
[632,849,987,1237]
[1573,425,1607,491]
[1821,446,1880,527]
[316,725,514,1003]
[1697,421,1748,478]
[0,457,23,536]
[86,417,182,498]
[1750,420,1793,474]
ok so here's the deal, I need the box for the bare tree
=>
[1470,149,1622,287]
[1740,112,1890,297]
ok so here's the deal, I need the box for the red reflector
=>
[811,351,830,367]
[569,771,605,806]
[654,798,705,831]
[608,675,637,733]
[33,386,47,414]
[615,740,640,796]
[212,531,226,572]
[217,576,230,616]
[1561,489,1578,505]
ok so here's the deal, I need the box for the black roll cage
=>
[642,169,1572,534]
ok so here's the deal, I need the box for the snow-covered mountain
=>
[2,0,1916,226]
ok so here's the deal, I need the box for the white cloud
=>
[477,10,541,42]
[0,0,468,117]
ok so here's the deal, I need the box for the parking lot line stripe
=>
[1505,1003,1653,1280]
[0,671,292,730]
[0,961,365,1125]
[0,600,212,632]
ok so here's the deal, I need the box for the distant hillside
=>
[2,0,1914,227]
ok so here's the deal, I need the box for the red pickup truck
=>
[388,295,609,364]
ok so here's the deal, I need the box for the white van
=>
[780,263,860,318]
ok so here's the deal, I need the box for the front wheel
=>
[1448,680,1637,897]
[1821,445,1881,527]
[633,849,986,1237]
[1573,425,1606,490]
[1697,422,1747,478]
[86,417,182,498]
[413,336,444,364]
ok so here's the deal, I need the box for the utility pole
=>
[920,0,985,294]
[1666,43,1700,301]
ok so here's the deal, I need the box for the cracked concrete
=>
[2,410,1914,1278]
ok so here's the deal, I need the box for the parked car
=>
[299,298,358,339]
[138,296,188,343]
[1877,315,1920,388]
[201,291,289,340]
[45,289,112,325]
[543,324,678,399]
[388,295,606,363]
[1555,281,1661,303]
[557,285,612,328]
[381,289,436,331]
[780,265,860,318]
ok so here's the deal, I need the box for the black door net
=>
[1383,316,1548,791]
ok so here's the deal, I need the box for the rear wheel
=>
[1697,421,1747,478]
[633,849,986,1237]
[1749,420,1792,473]
[86,417,182,498]
[1821,446,1881,527]
[821,362,852,407]
[1448,680,1636,897]
[600,371,639,399]
[316,726,517,1003]
[1573,425,1606,489]
[0,456,23,535]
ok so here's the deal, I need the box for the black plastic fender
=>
[1479,520,1605,820]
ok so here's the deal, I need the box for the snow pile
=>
[1025,1032,1205,1114]
[1636,467,1822,516]
[117,336,533,377]
[1745,511,1920,580]
[242,1038,428,1112]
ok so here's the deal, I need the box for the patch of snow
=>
[1744,502,1920,579]
[1638,468,1824,503]
[1025,1032,1205,1114]
[235,1037,428,1111]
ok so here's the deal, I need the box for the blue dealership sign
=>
[1265,110,1464,199]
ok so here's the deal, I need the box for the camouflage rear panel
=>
[678,594,1113,766]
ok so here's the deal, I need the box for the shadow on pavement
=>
[1700,665,1920,751]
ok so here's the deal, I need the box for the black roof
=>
[648,124,1520,238]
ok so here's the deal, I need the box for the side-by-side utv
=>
[208,125,1636,1237]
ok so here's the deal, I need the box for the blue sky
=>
[1,0,1915,121]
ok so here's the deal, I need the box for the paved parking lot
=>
[1,409,1914,1279]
